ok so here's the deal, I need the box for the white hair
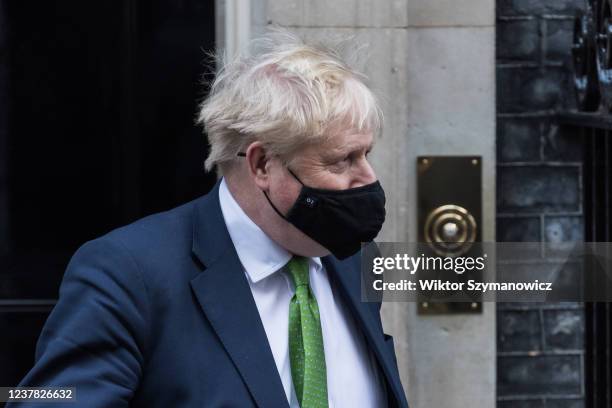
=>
[197,29,383,174]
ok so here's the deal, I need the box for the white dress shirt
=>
[218,178,387,408]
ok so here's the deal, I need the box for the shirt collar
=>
[218,178,322,283]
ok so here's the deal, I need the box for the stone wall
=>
[496,0,585,406]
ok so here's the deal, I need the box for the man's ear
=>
[245,141,271,190]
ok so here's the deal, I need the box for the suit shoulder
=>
[67,196,209,300]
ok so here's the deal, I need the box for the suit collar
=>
[218,177,290,283]
[190,179,289,408]
[191,179,233,268]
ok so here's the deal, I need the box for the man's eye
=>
[330,155,349,165]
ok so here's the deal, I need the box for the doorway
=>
[0,0,216,386]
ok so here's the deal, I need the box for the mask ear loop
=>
[262,190,289,220]
[286,168,305,186]
[236,151,294,220]
[237,152,304,185]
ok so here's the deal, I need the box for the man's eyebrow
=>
[319,138,374,159]
[334,142,374,156]
[348,142,374,154]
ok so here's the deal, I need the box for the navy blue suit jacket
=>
[11,180,409,407]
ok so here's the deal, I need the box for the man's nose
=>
[351,159,377,187]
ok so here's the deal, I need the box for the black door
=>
[584,125,612,408]
[0,0,216,386]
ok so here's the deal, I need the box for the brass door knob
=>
[424,204,477,257]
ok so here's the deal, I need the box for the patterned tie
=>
[286,256,329,408]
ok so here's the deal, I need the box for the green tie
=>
[287,256,329,408]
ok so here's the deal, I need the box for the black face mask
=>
[238,153,386,259]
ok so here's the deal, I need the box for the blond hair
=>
[197,29,383,174]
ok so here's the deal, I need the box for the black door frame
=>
[557,111,612,408]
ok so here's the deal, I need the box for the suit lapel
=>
[190,180,289,408]
[323,255,407,408]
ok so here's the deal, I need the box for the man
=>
[10,31,409,407]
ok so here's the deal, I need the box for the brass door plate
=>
[417,156,483,315]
